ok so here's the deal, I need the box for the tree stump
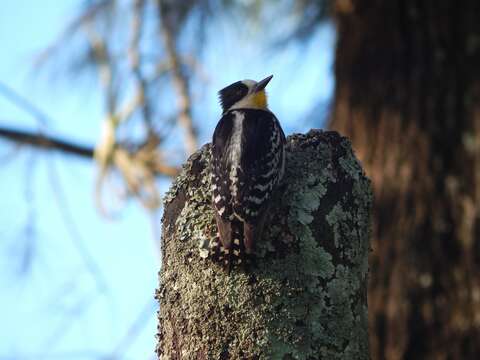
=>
[156,130,372,359]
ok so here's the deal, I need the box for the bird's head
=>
[218,75,273,113]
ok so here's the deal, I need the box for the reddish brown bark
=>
[330,1,480,359]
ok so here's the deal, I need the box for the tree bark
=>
[156,130,372,359]
[330,1,480,359]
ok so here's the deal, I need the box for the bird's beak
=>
[254,75,273,92]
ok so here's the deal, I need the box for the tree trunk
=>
[155,130,372,359]
[330,1,480,359]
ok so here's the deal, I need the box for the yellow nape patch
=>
[252,91,268,109]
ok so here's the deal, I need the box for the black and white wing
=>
[211,111,235,251]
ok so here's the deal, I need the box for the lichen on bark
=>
[156,130,372,359]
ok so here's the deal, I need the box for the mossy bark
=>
[156,130,372,360]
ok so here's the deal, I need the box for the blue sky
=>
[0,2,334,359]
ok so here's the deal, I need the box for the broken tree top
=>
[157,130,372,360]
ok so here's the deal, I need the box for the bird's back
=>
[211,108,285,260]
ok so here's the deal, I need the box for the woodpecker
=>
[211,75,286,267]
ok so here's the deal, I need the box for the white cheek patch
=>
[241,80,256,88]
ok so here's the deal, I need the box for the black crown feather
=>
[218,81,249,112]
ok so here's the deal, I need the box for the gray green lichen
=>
[156,130,372,360]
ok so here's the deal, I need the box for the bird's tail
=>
[228,218,245,266]
[210,218,245,271]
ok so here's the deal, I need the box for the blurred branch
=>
[16,0,205,215]
[107,298,157,358]
[158,0,198,155]
[85,24,117,113]
[0,126,93,158]
[127,0,153,128]
[47,158,110,294]
[18,152,38,275]
[40,291,102,355]
[0,126,180,177]
[34,0,115,72]
[0,81,51,126]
